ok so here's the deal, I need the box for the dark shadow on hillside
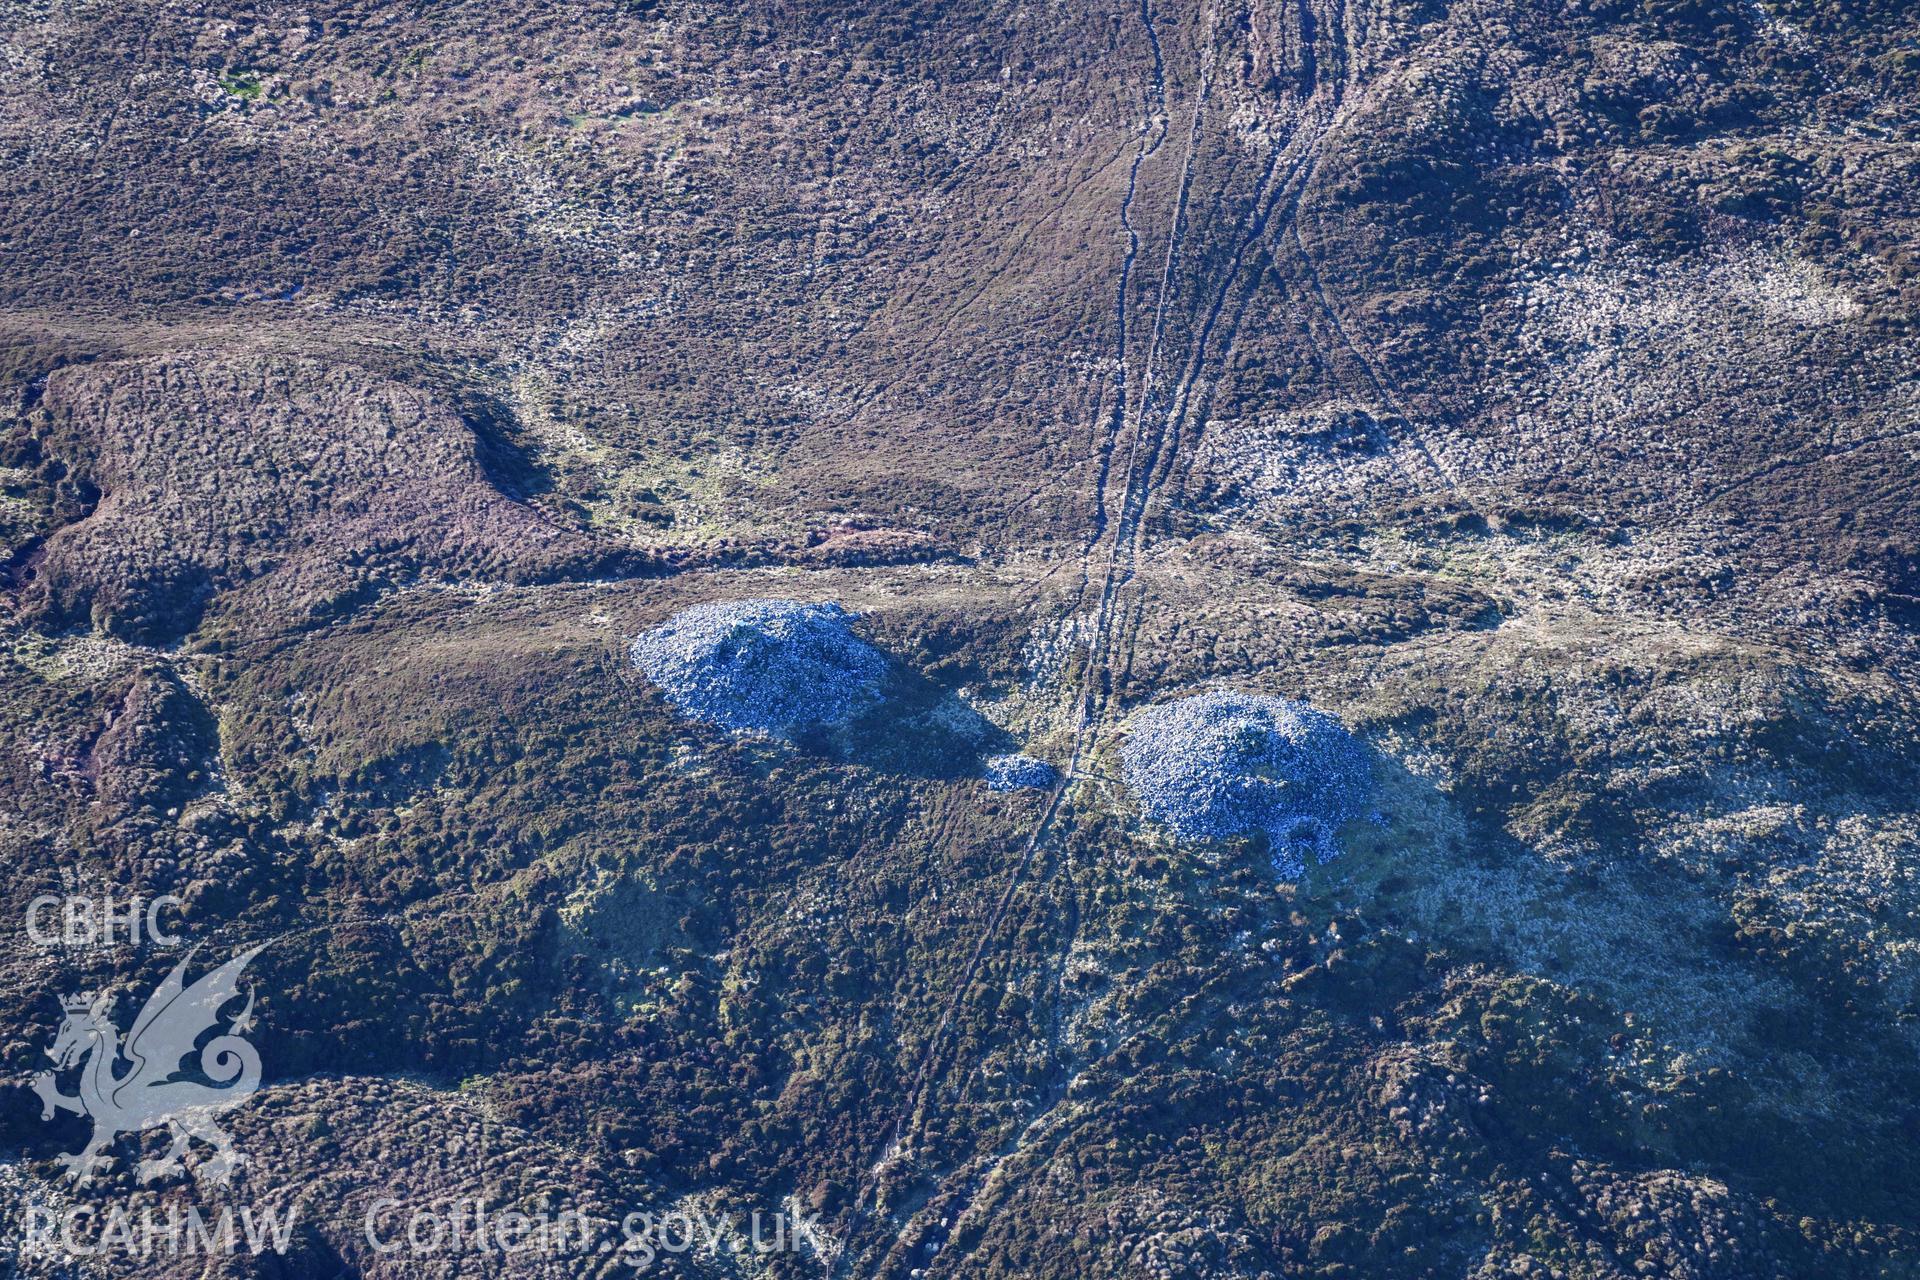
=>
[1313,746,1920,1231]
[453,386,554,504]
[824,665,1012,781]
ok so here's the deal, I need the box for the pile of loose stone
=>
[633,606,1369,869]
[1121,689,1372,877]
[983,753,1058,791]
[630,599,891,739]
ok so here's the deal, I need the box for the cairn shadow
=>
[1315,746,1920,1229]
[821,666,1012,781]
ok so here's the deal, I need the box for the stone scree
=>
[983,753,1058,791]
[631,598,891,739]
[1121,689,1373,877]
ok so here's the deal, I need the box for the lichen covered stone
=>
[631,599,890,739]
[983,753,1057,791]
[1121,689,1372,877]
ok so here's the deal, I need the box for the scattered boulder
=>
[984,753,1057,791]
[1121,689,1373,877]
[631,599,890,739]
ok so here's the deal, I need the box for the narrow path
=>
[1083,0,1173,549]
[833,8,1180,1276]
[1107,0,1357,735]
[838,0,1455,1270]
[1289,216,1456,490]
[1109,102,1338,693]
